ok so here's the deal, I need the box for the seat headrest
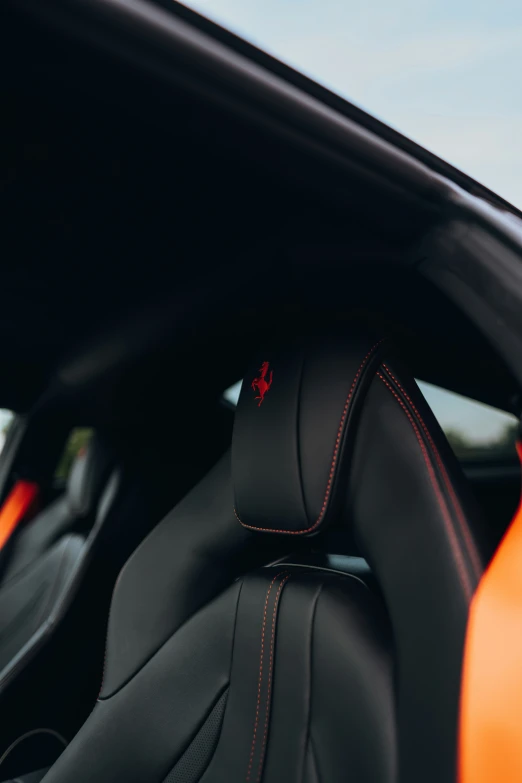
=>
[232,332,386,535]
[66,433,115,517]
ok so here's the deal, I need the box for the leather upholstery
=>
[34,565,394,783]
[0,535,84,678]
[99,452,284,698]
[347,359,486,782]
[0,435,116,694]
[2,435,114,584]
[34,331,487,783]
[234,335,487,780]
[2,769,49,783]
[66,435,114,518]
[233,334,385,535]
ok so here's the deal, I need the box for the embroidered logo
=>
[251,361,273,406]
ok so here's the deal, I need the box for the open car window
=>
[0,409,15,457]
[417,382,517,462]
[223,380,518,463]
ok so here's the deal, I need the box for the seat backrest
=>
[231,333,488,782]
[35,331,488,783]
[0,434,115,691]
[1,435,114,584]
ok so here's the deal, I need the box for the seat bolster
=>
[100,451,285,698]
[349,363,487,783]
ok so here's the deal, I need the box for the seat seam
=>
[97,567,125,700]
[309,734,322,783]
[300,582,323,783]
[378,373,473,601]
[34,540,72,628]
[160,687,229,782]
[98,580,241,702]
[235,338,385,534]
[0,500,70,590]
[255,573,291,783]
[383,364,482,580]
[246,571,289,782]
[271,563,368,590]
[160,582,244,781]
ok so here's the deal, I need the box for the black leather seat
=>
[0,435,115,692]
[0,435,114,585]
[18,332,487,783]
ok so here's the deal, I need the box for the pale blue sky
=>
[182,0,522,208]
[188,0,520,443]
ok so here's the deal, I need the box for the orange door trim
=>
[459,442,522,782]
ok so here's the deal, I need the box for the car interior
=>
[1,0,522,782]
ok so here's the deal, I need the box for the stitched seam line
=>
[256,573,291,783]
[246,572,288,782]
[235,338,385,534]
[378,373,473,600]
[383,364,482,580]
[299,582,323,783]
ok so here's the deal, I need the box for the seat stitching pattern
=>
[378,373,473,600]
[299,582,323,783]
[256,573,291,782]
[382,364,482,580]
[246,571,288,782]
[235,338,385,534]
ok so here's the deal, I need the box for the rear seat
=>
[0,434,116,691]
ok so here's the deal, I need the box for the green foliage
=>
[445,421,519,461]
[54,428,93,480]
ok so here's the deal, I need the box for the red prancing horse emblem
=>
[251,361,273,406]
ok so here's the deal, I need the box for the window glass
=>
[54,428,94,481]
[223,380,518,461]
[223,380,242,406]
[417,382,517,461]
[0,409,15,456]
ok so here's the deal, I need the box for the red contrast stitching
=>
[256,573,291,783]
[383,364,482,580]
[377,373,473,600]
[235,339,385,535]
[246,572,287,782]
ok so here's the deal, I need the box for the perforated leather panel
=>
[163,690,228,783]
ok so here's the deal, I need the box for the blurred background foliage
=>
[54,428,93,480]
[445,421,519,461]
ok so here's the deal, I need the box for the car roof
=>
[1,0,522,421]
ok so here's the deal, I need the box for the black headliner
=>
[0,0,520,418]
[149,0,522,222]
